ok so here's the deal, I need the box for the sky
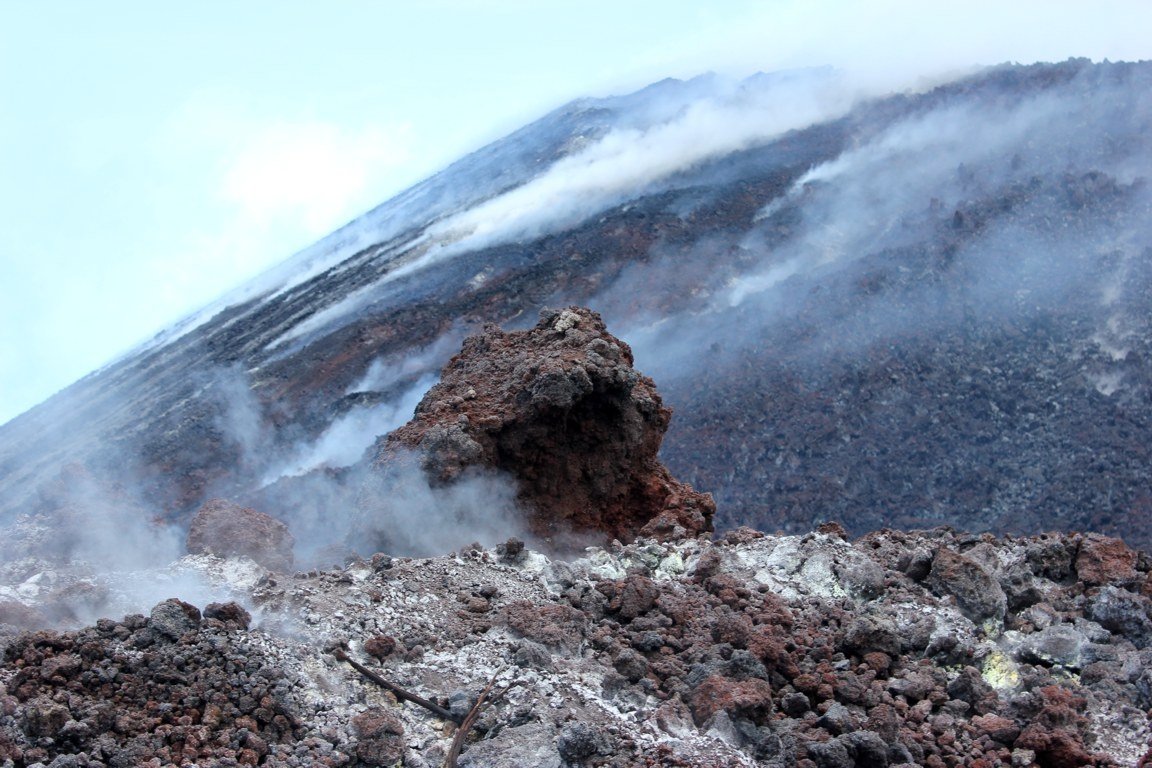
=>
[2,1,1150,426]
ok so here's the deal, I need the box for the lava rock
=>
[557,722,611,764]
[351,707,406,766]
[203,601,252,629]
[1075,534,1139,586]
[457,721,561,768]
[926,546,1007,625]
[1086,586,1152,648]
[149,598,201,640]
[513,639,555,671]
[379,307,714,545]
[186,498,295,571]
[1015,624,1086,667]
[363,634,399,660]
[689,674,773,725]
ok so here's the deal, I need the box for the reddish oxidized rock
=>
[186,498,294,571]
[363,634,398,660]
[351,707,406,766]
[689,674,773,725]
[501,599,588,652]
[203,601,252,629]
[970,714,1021,745]
[609,574,660,621]
[379,307,714,547]
[1074,533,1138,586]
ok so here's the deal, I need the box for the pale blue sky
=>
[2,0,1150,425]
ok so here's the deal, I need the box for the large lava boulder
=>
[379,307,714,545]
[185,498,295,571]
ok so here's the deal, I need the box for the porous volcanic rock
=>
[186,498,295,571]
[379,307,714,545]
[3,526,1151,766]
[0,601,301,767]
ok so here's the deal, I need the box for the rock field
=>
[2,524,1150,766]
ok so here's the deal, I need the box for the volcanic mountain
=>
[1,58,1151,555]
[3,60,1152,768]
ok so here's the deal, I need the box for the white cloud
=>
[156,91,416,248]
[220,119,413,236]
[114,93,422,344]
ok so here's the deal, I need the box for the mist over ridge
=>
[1,57,1151,576]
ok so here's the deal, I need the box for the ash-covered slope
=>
[1,59,1152,552]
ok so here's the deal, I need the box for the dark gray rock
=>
[815,701,857,736]
[613,648,648,683]
[808,736,853,768]
[1015,624,1086,668]
[844,616,902,656]
[844,730,890,767]
[926,547,1007,625]
[887,671,935,703]
[148,599,201,641]
[1086,586,1152,648]
[557,722,611,765]
[780,691,810,716]
[513,639,555,672]
[458,722,560,768]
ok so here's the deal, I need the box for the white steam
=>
[586,63,1152,385]
[263,70,874,348]
[404,70,865,275]
[357,459,531,559]
[727,93,1069,307]
[266,374,434,482]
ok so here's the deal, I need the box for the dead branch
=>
[444,669,504,768]
[332,647,462,724]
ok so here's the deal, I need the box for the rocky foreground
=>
[2,525,1151,767]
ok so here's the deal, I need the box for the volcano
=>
[3,58,1152,768]
[1,58,1151,553]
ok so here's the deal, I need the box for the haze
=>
[1,0,1149,425]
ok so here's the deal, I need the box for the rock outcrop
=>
[185,498,294,571]
[379,307,714,546]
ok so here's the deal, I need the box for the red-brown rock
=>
[926,546,1007,624]
[610,574,660,621]
[186,499,294,571]
[502,599,588,652]
[689,674,773,725]
[203,601,252,629]
[1074,533,1138,586]
[379,307,714,546]
[351,707,406,766]
[970,713,1021,744]
[363,635,398,660]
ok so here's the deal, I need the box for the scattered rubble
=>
[2,527,1149,766]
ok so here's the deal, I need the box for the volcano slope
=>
[1,298,1151,765]
[1,59,1151,551]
